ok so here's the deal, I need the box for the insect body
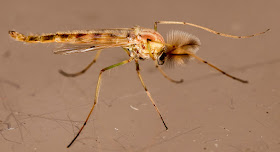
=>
[8,21,269,148]
[9,27,165,58]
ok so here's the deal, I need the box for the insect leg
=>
[155,63,183,83]
[185,50,248,83]
[135,60,168,130]
[122,48,131,56]
[154,21,269,38]
[67,58,133,148]
[59,49,102,77]
[146,40,183,83]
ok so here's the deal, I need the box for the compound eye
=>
[157,52,167,65]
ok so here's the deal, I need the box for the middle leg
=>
[135,60,168,130]
[67,57,133,148]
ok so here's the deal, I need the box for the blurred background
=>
[1,0,279,151]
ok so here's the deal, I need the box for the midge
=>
[9,21,269,148]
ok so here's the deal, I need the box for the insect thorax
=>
[127,27,165,60]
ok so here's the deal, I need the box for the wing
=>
[53,28,138,55]
[53,43,131,55]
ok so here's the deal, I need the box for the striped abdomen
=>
[8,29,134,44]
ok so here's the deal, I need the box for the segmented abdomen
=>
[8,29,134,44]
